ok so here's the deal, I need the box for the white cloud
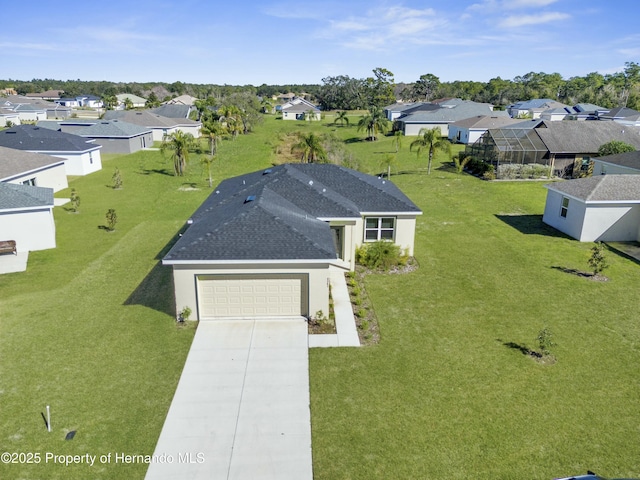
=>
[505,0,559,8]
[499,11,570,28]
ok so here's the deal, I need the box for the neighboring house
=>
[448,115,520,144]
[163,95,199,106]
[384,102,419,121]
[55,95,103,108]
[0,182,56,252]
[24,90,64,101]
[598,107,640,121]
[0,146,68,192]
[281,102,321,121]
[65,120,153,154]
[0,108,20,127]
[116,93,147,109]
[0,125,102,176]
[614,113,640,128]
[543,175,640,242]
[395,100,499,136]
[102,110,201,140]
[11,104,47,122]
[569,103,609,120]
[150,104,193,119]
[162,163,422,321]
[539,107,572,122]
[467,120,640,178]
[507,99,569,118]
[593,150,640,175]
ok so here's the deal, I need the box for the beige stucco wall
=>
[0,207,56,252]
[169,262,331,321]
[354,215,419,256]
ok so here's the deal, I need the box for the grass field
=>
[1,114,639,479]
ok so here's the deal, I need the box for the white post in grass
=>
[46,405,51,432]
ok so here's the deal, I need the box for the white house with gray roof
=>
[395,100,498,136]
[543,175,640,242]
[0,182,56,253]
[163,163,422,321]
[593,151,640,175]
[102,110,201,141]
[448,114,519,144]
[0,125,102,176]
[63,120,153,154]
[0,146,68,192]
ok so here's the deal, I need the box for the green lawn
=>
[1,115,639,479]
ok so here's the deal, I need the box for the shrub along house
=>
[163,163,422,321]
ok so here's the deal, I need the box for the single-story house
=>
[24,90,64,101]
[467,120,640,178]
[0,146,68,192]
[383,102,420,121]
[593,150,640,175]
[0,125,102,176]
[163,95,199,106]
[598,107,640,121]
[0,108,20,127]
[543,175,640,242]
[448,115,520,144]
[162,163,422,321]
[0,182,56,253]
[63,120,153,154]
[150,104,194,120]
[102,110,201,141]
[116,93,147,109]
[281,102,321,121]
[395,100,499,136]
[507,99,569,118]
[11,103,47,122]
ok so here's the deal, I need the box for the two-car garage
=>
[196,274,308,319]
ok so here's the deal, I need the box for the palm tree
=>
[409,128,450,175]
[161,131,196,176]
[201,155,216,187]
[335,110,349,127]
[292,132,327,163]
[393,130,403,152]
[200,121,225,156]
[357,106,390,141]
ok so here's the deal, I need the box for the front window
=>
[365,217,395,241]
[560,197,569,218]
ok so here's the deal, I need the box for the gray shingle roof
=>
[74,120,151,138]
[535,120,640,153]
[545,175,640,202]
[451,114,516,129]
[594,150,640,170]
[150,104,192,119]
[397,101,496,123]
[0,125,100,153]
[164,164,421,262]
[102,110,199,128]
[0,182,54,210]
[0,146,65,180]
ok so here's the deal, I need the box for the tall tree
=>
[161,131,196,176]
[411,73,440,101]
[410,128,449,175]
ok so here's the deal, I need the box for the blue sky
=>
[2,0,638,85]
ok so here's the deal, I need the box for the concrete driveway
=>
[145,318,312,480]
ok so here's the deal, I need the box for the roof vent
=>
[244,195,256,203]
[263,168,272,175]
[308,180,313,186]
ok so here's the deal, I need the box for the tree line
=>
[2,62,638,110]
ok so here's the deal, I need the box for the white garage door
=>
[198,275,305,319]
